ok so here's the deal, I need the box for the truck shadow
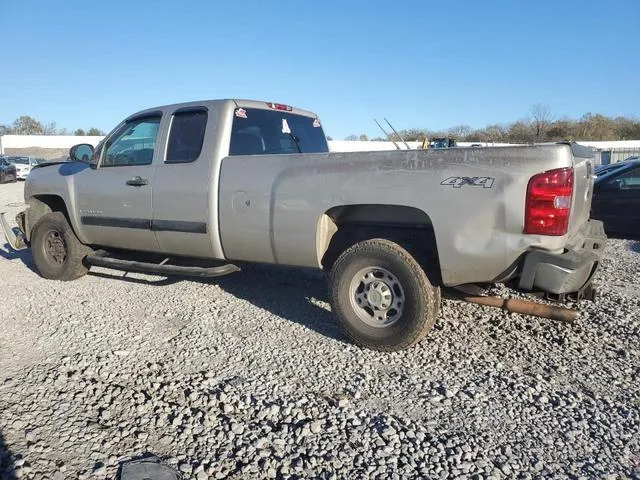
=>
[0,243,37,273]
[0,430,16,480]
[90,266,346,344]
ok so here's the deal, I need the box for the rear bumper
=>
[518,220,607,295]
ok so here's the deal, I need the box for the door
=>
[75,115,162,251]
[592,166,640,236]
[152,107,215,258]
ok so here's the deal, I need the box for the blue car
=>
[591,157,640,237]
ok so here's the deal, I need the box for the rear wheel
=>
[31,212,92,281]
[329,239,440,351]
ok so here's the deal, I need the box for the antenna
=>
[384,118,411,150]
[374,118,400,150]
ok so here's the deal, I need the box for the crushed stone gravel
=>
[0,181,638,479]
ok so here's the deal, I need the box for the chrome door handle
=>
[126,176,148,186]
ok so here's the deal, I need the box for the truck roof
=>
[125,99,318,123]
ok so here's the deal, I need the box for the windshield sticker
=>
[235,108,247,119]
[281,119,291,134]
[313,118,321,128]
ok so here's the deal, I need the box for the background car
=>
[0,157,18,183]
[591,157,640,237]
[6,156,39,180]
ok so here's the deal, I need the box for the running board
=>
[85,254,240,278]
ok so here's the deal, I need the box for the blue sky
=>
[1,0,639,139]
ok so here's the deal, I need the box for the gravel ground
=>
[0,181,638,480]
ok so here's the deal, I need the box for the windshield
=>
[229,108,328,156]
[7,157,29,165]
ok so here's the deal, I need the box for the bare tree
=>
[358,134,369,141]
[344,134,358,141]
[447,125,472,140]
[530,104,552,140]
[43,122,58,135]
[12,115,45,135]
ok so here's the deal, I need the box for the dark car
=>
[591,157,640,237]
[0,157,18,183]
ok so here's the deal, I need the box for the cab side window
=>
[165,109,208,164]
[609,167,640,190]
[101,116,161,167]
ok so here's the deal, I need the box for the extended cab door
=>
[151,106,216,258]
[74,114,162,251]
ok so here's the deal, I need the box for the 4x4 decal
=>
[440,176,495,189]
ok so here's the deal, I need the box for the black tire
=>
[329,239,440,351]
[31,212,92,281]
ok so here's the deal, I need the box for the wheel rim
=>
[42,229,67,265]
[349,266,405,328]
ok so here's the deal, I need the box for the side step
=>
[85,254,240,278]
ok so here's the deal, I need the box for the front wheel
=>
[31,212,92,281]
[329,239,440,351]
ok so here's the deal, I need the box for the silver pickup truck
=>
[3,99,606,351]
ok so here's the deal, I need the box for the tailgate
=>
[567,143,595,237]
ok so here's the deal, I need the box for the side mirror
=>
[69,143,94,163]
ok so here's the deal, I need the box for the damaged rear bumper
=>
[519,220,606,297]
[1,211,27,250]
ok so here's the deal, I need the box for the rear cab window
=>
[229,107,328,156]
[166,108,208,164]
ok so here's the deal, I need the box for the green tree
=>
[507,121,535,143]
[87,127,105,136]
[545,118,577,141]
[74,128,86,136]
[358,134,369,141]
[344,134,358,141]
[577,113,616,140]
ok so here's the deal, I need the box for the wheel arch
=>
[317,204,443,285]
[25,195,72,242]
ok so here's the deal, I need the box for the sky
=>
[1,0,639,139]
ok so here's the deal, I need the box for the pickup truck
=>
[2,99,607,351]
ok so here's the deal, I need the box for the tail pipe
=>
[461,295,580,322]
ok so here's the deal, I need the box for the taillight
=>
[266,102,292,111]
[524,167,574,236]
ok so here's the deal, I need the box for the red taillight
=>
[266,102,292,111]
[524,167,574,236]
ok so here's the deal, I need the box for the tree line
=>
[345,105,640,143]
[0,115,105,136]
